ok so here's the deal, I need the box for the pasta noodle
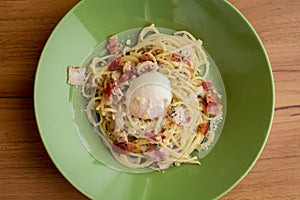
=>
[82,24,223,170]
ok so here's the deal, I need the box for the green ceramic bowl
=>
[34,0,274,199]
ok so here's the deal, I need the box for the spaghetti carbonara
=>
[78,24,223,170]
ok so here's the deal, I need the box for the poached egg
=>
[126,72,172,119]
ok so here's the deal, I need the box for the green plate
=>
[34,0,274,199]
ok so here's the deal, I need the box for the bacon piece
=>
[104,81,123,103]
[144,147,169,161]
[85,83,97,90]
[118,73,131,83]
[113,112,124,132]
[183,55,192,66]
[202,80,214,91]
[152,49,163,55]
[122,61,136,73]
[112,142,140,154]
[205,102,222,116]
[108,55,122,71]
[145,132,162,142]
[126,143,141,153]
[156,162,170,170]
[118,68,137,83]
[198,123,209,135]
[112,86,123,103]
[106,35,122,54]
[156,148,169,161]
[110,130,127,143]
[139,53,153,62]
[104,82,115,102]
[111,70,122,80]
[67,66,86,86]
[171,54,192,68]
[122,61,132,73]
[112,142,127,154]
[201,99,207,110]
[168,106,191,125]
[206,92,219,103]
[171,53,182,62]
[184,66,194,74]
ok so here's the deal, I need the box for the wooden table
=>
[1,0,299,199]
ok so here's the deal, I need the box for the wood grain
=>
[0,0,79,97]
[223,0,300,199]
[0,0,299,199]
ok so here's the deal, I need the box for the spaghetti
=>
[81,24,223,170]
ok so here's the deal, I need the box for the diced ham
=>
[108,55,122,71]
[67,66,86,86]
[202,80,214,91]
[106,35,122,54]
[205,102,223,116]
[198,123,209,135]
